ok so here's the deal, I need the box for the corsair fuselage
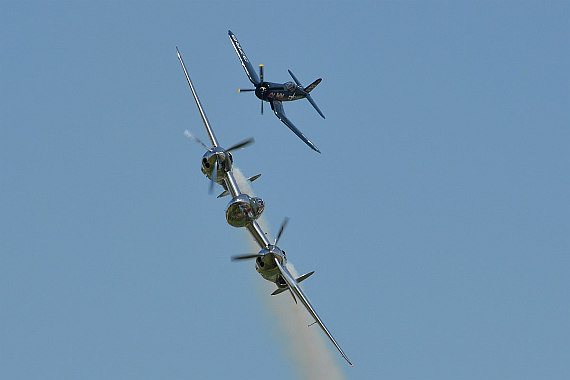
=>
[255,81,305,102]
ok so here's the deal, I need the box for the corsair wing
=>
[228,30,260,86]
[273,257,352,366]
[270,101,320,153]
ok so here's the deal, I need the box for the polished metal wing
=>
[176,47,220,148]
[274,257,353,366]
[270,100,321,153]
[228,30,260,86]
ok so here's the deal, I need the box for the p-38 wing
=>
[178,44,351,367]
[274,257,353,366]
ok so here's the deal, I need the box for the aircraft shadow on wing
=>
[228,30,324,153]
[177,46,352,366]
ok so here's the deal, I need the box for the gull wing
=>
[270,101,320,153]
[274,257,353,366]
[228,30,260,86]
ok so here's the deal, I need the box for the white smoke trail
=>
[233,168,346,380]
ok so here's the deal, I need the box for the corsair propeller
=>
[238,64,266,115]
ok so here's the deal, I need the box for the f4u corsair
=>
[177,46,352,366]
[228,30,324,153]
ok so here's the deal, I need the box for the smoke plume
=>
[233,168,346,380]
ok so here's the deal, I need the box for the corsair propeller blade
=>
[259,65,265,115]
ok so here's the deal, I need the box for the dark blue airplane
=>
[228,30,324,153]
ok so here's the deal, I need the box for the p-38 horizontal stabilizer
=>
[217,174,262,198]
[271,271,315,296]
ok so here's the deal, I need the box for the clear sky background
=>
[1,1,568,379]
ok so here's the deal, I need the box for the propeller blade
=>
[184,130,210,150]
[231,254,262,261]
[259,64,264,83]
[227,137,254,152]
[238,89,256,92]
[209,160,217,195]
[261,100,264,115]
[274,217,289,246]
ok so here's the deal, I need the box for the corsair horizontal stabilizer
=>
[304,78,322,93]
[306,93,325,119]
[288,70,325,119]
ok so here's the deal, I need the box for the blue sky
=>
[1,1,568,379]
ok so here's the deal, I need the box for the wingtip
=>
[310,141,321,154]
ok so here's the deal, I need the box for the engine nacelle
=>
[225,194,265,227]
[200,148,233,181]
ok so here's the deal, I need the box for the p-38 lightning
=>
[177,46,352,366]
[228,30,324,153]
